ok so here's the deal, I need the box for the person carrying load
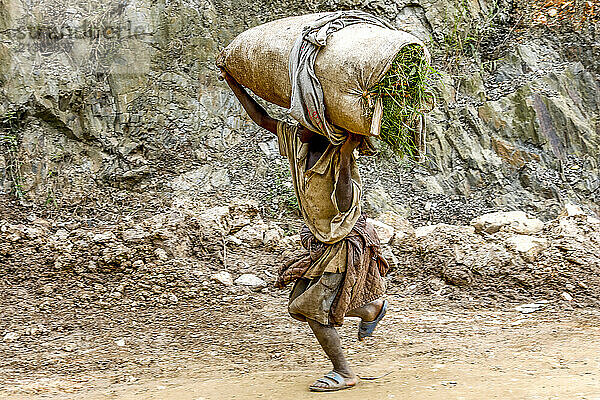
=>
[218,10,433,392]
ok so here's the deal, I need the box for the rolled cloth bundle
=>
[217,11,431,155]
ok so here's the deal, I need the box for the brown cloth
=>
[276,214,389,327]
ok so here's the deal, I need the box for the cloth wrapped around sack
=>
[217,12,430,138]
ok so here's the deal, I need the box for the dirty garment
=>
[288,10,394,145]
[277,215,389,327]
[277,121,361,245]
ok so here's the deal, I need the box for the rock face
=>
[0,0,598,224]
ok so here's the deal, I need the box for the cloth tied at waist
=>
[276,214,389,327]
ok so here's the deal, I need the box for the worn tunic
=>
[277,121,362,278]
[275,121,388,326]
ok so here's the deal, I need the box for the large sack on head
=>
[217,12,429,136]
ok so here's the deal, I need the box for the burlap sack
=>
[217,12,429,136]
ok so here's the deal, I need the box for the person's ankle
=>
[334,368,356,380]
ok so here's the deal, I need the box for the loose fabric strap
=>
[288,10,394,145]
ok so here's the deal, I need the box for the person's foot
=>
[309,370,358,392]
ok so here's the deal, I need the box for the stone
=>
[562,203,586,217]
[198,206,231,233]
[154,248,169,261]
[3,331,20,342]
[234,274,266,288]
[23,325,47,336]
[380,245,399,270]
[93,231,117,243]
[505,234,548,261]
[263,227,283,247]
[561,292,573,301]
[515,301,548,313]
[54,229,70,241]
[228,199,262,231]
[211,271,233,286]
[471,211,544,235]
[226,235,243,246]
[234,224,267,247]
[443,263,473,287]
[115,338,126,347]
[168,293,178,303]
[367,218,395,244]
[63,343,77,352]
[377,212,415,244]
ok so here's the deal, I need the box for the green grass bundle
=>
[365,44,435,158]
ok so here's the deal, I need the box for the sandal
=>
[309,370,357,392]
[358,299,388,341]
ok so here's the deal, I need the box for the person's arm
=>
[335,133,362,213]
[220,69,278,135]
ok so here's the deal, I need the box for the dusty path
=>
[2,293,599,400]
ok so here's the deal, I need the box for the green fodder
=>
[365,44,435,158]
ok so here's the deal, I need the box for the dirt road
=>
[2,294,599,400]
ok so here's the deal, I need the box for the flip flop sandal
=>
[309,371,356,392]
[358,299,388,341]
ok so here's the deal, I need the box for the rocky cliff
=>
[1,0,599,223]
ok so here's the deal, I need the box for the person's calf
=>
[306,318,356,380]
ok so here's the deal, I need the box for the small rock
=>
[226,235,243,246]
[3,331,20,342]
[234,224,267,247]
[155,248,169,261]
[54,228,70,241]
[168,293,178,303]
[211,271,233,286]
[561,203,586,217]
[263,227,283,247]
[367,218,395,244]
[443,263,473,287]
[63,343,77,352]
[24,325,47,336]
[561,292,573,301]
[115,338,126,347]
[234,274,266,288]
[93,231,117,243]
[515,301,548,313]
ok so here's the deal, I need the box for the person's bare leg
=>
[346,299,383,322]
[307,318,358,389]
